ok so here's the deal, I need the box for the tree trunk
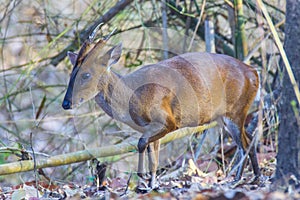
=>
[276,0,300,182]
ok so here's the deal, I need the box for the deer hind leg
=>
[223,117,246,181]
[245,131,261,183]
[223,117,260,182]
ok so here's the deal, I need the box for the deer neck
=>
[96,70,132,119]
[97,70,122,98]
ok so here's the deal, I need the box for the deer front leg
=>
[147,140,160,189]
[137,121,172,191]
[137,137,149,180]
[137,137,153,192]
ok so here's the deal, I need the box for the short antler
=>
[103,27,117,41]
[89,23,104,43]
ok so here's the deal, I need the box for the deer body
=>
[95,52,257,134]
[62,28,260,191]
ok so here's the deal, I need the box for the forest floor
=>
[1,143,300,200]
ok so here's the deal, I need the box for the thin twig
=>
[0,147,50,157]
[120,172,132,196]
[188,0,206,51]
[220,129,226,176]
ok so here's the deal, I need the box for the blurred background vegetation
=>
[0,0,285,187]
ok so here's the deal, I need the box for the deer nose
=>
[62,99,72,110]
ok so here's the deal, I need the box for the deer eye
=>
[81,73,91,80]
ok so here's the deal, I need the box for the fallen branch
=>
[0,121,217,175]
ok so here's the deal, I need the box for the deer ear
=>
[107,43,122,70]
[67,51,78,66]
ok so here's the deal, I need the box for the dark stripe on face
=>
[62,63,80,109]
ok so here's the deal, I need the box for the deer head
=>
[62,25,122,109]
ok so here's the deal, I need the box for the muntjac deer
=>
[62,25,260,190]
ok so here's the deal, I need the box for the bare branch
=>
[50,0,133,66]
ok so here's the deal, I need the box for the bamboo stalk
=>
[0,122,217,175]
[234,0,248,60]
